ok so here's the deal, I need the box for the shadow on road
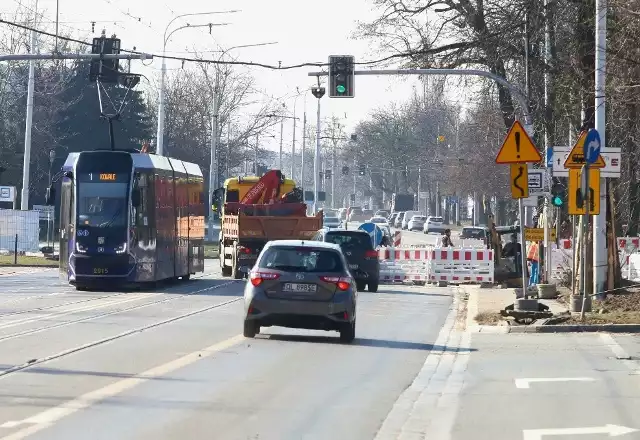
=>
[262,334,476,352]
[9,366,190,381]
[374,289,450,297]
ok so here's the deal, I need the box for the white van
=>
[402,210,423,229]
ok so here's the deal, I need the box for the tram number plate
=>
[93,268,109,275]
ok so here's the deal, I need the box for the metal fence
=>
[0,209,40,253]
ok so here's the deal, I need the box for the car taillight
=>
[249,271,280,286]
[238,246,252,254]
[320,276,352,291]
[365,250,378,258]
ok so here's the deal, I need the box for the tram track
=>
[0,288,242,379]
[0,276,239,341]
[0,280,242,378]
[0,270,218,320]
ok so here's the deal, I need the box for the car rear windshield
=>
[412,216,426,221]
[325,232,373,250]
[259,247,344,272]
[430,217,443,222]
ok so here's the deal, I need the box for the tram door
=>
[59,178,75,279]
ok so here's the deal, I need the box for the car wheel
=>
[368,281,379,293]
[243,320,257,338]
[340,320,356,343]
[356,281,366,291]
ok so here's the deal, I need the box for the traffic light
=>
[325,169,332,179]
[89,35,121,83]
[551,182,565,207]
[358,164,366,176]
[342,166,349,175]
[329,55,355,98]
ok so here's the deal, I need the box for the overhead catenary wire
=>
[0,17,507,71]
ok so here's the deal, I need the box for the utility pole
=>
[21,2,38,211]
[543,0,553,283]
[226,120,231,179]
[331,134,339,209]
[254,133,259,175]
[418,167,422,212]
[207,70,219,242]
[593,0,608,297]
[301,110,306,190]
[311,86,325,213]
[291,109,297,181]
[278,108,284,170]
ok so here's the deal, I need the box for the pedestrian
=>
[442,229,454,247]
[526,240,540,286]
[502,233,523,275]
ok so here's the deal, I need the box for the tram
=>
[49,150,205,290]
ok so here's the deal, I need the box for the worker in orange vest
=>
[526,241,540,286]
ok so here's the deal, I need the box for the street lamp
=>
[206,41,278,242]
[156,10,240,157]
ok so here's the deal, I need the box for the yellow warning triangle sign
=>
[563,131,606,168]
[495,121,542,164]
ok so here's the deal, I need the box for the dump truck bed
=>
[222,212,323,241]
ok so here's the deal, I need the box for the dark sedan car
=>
[243,240,357,343]
[311,229,380,292]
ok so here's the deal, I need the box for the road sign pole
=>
[519,199,529,298]
[580,164,591,319]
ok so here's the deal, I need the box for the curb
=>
[508,324,640,333]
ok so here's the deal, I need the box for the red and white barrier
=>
[393,230,402,247]
[377,246,494,285]
[379,248,431,261]
[428,248,494,284]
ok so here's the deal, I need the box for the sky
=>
[4,0,435,154]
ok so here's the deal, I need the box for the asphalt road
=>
[0,261,454,440]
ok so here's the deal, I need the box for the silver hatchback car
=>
[243,240,357,343]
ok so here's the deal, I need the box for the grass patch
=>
[204,243,219,259]
[0,255,58,267]
[475,311,503,325]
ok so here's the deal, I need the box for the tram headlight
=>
[115,242,127,254]
[75,242,87,253]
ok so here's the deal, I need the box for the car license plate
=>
[349,264,358,269]
[283,283,317,293]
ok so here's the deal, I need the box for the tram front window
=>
[77,182,128,228]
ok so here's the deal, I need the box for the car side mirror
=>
[131,189,141,206]
[45,186,56,205]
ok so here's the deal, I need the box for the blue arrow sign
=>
[358,222,383,248]
[583,128,601,165]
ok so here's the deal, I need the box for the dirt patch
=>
[475,312,503,325]
[556,285,640,324]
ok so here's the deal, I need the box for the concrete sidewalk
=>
[463,285,567,332]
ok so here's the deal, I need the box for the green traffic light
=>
[336,84,346,94]
[552,196,563,207]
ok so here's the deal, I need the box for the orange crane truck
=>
[213,170,323,279]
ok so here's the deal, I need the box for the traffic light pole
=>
[311,66,537,302]
[309,68,533,131]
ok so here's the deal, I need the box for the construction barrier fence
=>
[378,245,494,285]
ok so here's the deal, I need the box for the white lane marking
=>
[0,293,161,329]
[600,333,640,373]
[514,377,596,389]
[0,334,246,438]
[374,289,469,440]
[522,424,638,439]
